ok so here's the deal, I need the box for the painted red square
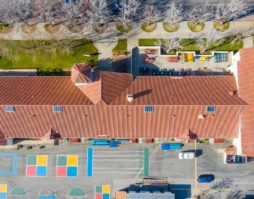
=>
[26,166,36,176]
[57,166,67,177]
[95,193,102,199]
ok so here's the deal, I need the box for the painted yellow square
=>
[37,155,48,166]
[0,184,7,192]
[102,185,110,194]
[67,156,78,166]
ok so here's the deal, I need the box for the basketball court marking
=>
[95,185,110,199]
[87,148,93,177]
[0,184,7,199]
[26,155,48,177]
[0,154,17,175]
[38,196,56,199]
[56,155,78,177]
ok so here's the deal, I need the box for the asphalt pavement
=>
[0,142,253,198]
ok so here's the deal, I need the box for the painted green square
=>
[27,155,37,165]
[95,186,102,193]
[57,156,67,166]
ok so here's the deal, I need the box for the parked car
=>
[178,152,195,159]
[225,154,247,164]
[198,174,215,183]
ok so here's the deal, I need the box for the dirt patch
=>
[141,22,157,33]
[163,22,180,32]
[0,24,13,34]
[187,22,205,32]
[44,24,61,34]
[21,24,37,34]
[94,24,108,33]
[213,21,230,32]
[67,24,84,33]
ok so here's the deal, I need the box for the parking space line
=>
[195,141,197,189]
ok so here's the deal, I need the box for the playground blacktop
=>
[0,141,254,199]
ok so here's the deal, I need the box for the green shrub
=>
[109,138,115,141]
[169,138,174,142]
[26,146,31,150]
[87,138,92,141]
[17,145,21,150]
[39,146,44,150]
[200,138,207,143]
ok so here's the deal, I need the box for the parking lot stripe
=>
[87,148,93,177]
[144,148,149,177]
[195,141,197,189]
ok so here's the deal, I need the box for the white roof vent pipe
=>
[198,114,205,119]
[127,94,134,102]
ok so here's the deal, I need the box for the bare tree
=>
[196,30,224,53]
[86,0,109,28]
[61,0,85,26]
[143,4,160,25]
[164,2,183,25]
[214,0,249,23]
[117,0,140,29]
[156,38,183,53]
[187,3,213,24]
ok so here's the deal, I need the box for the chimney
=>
[127,94,134,102]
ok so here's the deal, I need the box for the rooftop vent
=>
[198,114,205,119]
[127,94,134,102]
[229,90,237,96]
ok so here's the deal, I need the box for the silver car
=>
[178,152,195,159]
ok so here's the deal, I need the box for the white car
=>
[178,152,195,159]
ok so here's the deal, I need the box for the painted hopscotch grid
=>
[0,184,7,199]
[56,155,78,177]
[95,185,110,199]
[0,154,17,175]
[26,155,48,177]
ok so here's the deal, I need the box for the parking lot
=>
[0,142,254,198]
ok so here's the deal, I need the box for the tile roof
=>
[111,76,245,105]
[74,64,133,104]
[0,76,93,105]
[0,64,246,140]
[0,104,244,139]
[237,48,254,156]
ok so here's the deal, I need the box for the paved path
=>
[243,36,254,48]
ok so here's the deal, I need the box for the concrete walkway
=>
[243,36,254,48]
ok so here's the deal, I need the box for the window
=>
[53,106,62,112]
[145,106,154,113]
[207,106,215,112]
[6,106,14,112]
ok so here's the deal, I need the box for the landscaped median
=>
[0,39,98,69]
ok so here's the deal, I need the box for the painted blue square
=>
[103,193,110,199]
[0,193,6,199]
[67,166,77,177]
[37,166,47,177]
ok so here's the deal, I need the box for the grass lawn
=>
[116,23,132,33]
[0,39,98,69]
[112,39,127,53]
[138,39,160,46]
